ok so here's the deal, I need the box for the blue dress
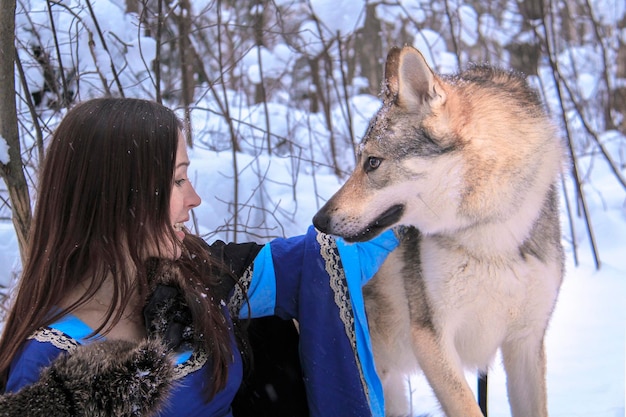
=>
[6,226,399,417]
[7,314,240,416]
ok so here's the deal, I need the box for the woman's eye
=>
[174,178,186,187]
[366,156,382,171]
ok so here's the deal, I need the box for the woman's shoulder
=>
[5,328,73,393]
[22,314,90,359]
[6,313,97,393]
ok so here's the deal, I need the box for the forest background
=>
[0,0,624,415]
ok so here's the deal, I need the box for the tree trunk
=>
[0,0,32,262]
[357,3,383,96]
[178,0,194,147]
[614,18,626,135]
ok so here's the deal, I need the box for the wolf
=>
[313,46,565,417]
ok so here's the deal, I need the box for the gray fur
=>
[0,338,175,417]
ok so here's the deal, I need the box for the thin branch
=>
[85,0,125,96]
[443,0,461,70]
[14,49,44,161]
[540,0,600,269]
[46,0,70,106]
[336,34,356,165]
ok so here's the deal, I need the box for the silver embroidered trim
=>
[228,265,253,318]
[315,231,369,401]
[173,349,208,380]
[30,327,206,380]
[29,327,80,353]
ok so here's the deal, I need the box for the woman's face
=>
[163,135,202,259]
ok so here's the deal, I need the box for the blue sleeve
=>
[236,232,305,319]
[5,340,65,393]
[233,226,399,416]
[335,229,401,285]
[335,233,399,416]
[240,226,399,320]
[6,316,96,394]
[237,242,279,318]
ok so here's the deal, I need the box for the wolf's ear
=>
[392,46,445,111]
[383,47,402,100]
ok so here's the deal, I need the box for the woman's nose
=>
[187,184,201,208]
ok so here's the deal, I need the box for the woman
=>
[0,98,400,416]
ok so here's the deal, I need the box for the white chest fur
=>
[419,236,562,370]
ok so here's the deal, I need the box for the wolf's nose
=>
[312,211,330,233]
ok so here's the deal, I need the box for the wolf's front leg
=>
[411,326,484,417]
[378,366,412,417]
[501,337,548,417]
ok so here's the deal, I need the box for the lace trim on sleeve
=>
[227,266,253,318]
[173,349,208,380]
[30,326,206,380]
[315,231,369,402]
[28,327,80,353]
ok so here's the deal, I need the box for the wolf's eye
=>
[366,156,382,172]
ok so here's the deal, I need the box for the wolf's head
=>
[313,46,563,244]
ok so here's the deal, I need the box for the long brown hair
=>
[0,98,233,397]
